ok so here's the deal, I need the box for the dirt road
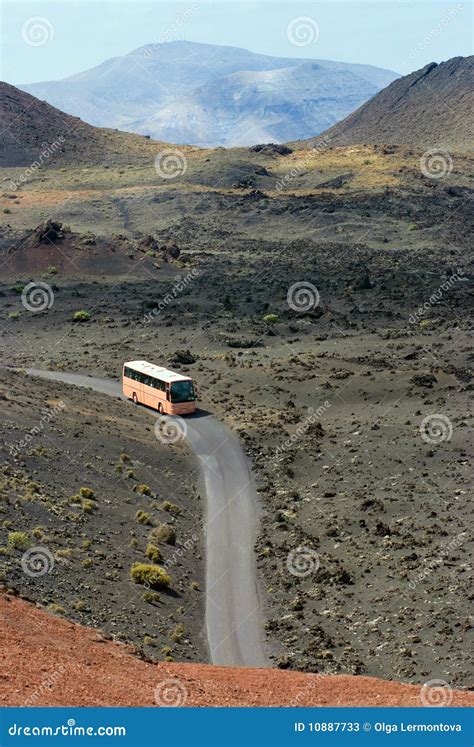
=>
[26,369,267,667]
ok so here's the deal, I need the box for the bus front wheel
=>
[132,392,138,404]
[157,403,163,414]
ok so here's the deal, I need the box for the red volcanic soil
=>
[1,591,472,707]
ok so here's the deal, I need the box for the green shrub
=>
[137,484,151,496]
[160,501,181,515]
[142,590,161,605]
[263,313,279,324]
[47,603,66,615]
[169,623,185,643]
[8,531,29,550]
[8,311,19,320]
[131,562,171,589]
[135,510,151,525]
[72,310,91,322]
[82,499,95,513]
[79,487,94,499]
[145,543,162,563]
[11,283,25,294]
[150,524,176,545]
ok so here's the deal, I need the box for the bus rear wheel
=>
[132,392,138,404]
[157,403,163,414]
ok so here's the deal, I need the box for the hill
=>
[2,590,473,706]
[306,56,473,152]
[19,40,399,146]
[0,82,165,167]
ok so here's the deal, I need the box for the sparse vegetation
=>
[160,501,181,515]
[142,590,161,605]
[72,310,91,322]
[79,487,95,499]
[131,562,171,589]
[145,543,162,563]
[135,510,152,525]
[150,524,176,545]
[263,313,279,324]
[7,531,29,550]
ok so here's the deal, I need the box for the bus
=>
[122,360,197,415]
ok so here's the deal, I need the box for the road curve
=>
[26,369,267,668]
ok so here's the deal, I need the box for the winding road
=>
[26,369,267,668]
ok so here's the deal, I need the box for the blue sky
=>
[2,0,472,84]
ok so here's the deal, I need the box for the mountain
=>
[0,82,163,167]
[19,40,399,147]
[308,56,474,152]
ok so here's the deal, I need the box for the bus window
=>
[170,380,196,403]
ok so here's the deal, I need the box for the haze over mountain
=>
[309,56,474,152]
[20,40,399,147]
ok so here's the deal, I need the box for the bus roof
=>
[124,360,192,383]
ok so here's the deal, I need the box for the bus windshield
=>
[170,380,196,403]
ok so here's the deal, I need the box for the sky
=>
[1,0,472,84]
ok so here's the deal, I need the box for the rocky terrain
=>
[0,75,473,693]
[307,56,474,152]
[19,40,398,146]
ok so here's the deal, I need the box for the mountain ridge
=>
[19,40,399,147]
[307,56,473,152]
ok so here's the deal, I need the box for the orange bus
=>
[122,360,196,415]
